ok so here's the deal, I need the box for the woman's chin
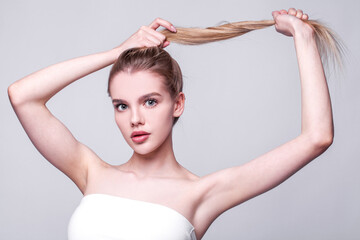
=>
[128,134,172,157]
[131,144,158,156]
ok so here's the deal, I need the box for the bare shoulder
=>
[180,165,200,181]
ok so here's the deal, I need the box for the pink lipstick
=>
[131,131,150,144]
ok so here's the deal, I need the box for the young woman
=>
[8,8,334,240]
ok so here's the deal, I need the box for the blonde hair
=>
[161,19,344,73]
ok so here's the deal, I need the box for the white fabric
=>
[68,194,197,240]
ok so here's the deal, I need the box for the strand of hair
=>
[161,19,344,76]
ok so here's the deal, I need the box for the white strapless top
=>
[68,194,197,240]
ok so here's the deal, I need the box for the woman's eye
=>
[145,99,157,107]
[116,104,128,111]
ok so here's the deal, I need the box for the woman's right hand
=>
[272,8,311,37]
[117,18,176,52]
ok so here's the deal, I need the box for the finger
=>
[137,26,161,45]
[162,41,170,48]
[272,11,281,19]
[145,34,162,46]
[143,38,161,48]
[137,26,163,46]
[143,41,156,48]
[149,17,176,32]
[142,26,166,44]
[302,13,309,20]
[145,27,166,42]
[288,8,296,16]
[296,9,303,19]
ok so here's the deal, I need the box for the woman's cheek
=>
[115,115,129,137]
[154,107,173,129]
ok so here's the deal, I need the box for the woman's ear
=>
[173,92,185,118]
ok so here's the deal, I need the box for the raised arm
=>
[8,18,176,193]
[194,9,334,233]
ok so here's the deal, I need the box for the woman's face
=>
[109,70,182,155]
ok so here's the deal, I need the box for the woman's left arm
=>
[195,8,333,225]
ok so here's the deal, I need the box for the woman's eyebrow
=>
[112,92,162,104]
[139,92,162,102]
[112,99,125,104]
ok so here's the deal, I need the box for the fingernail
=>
[171,26,177,32]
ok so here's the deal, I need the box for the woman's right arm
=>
[8,50,122,193]
[8,18,176,193]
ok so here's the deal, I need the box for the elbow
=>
[308,131,334,151]
[316,134,333,150]
[8,82,24,107]
[8,82,29,107]
[8,81,46,107]
[8,83,19,106]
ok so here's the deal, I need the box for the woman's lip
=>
[131,131,150,143]
[131,134,150,144]
[131,131,150,138]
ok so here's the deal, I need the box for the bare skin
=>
[8,9,332,240]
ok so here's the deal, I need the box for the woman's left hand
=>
[118,18,176,51]
[272,8,311,37]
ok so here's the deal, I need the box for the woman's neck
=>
[123,134,182,178]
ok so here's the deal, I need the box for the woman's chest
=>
[84,165,200,226]
[68,193,197,240]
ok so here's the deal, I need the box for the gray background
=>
[1,0,359,239]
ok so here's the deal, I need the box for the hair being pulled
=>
[161,19,344,74]
[109,47,182,97]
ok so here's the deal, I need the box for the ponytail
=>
[161,19,344,73]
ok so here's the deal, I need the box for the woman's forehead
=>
[110,70,168,99]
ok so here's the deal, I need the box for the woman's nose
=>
[130,108,144,127]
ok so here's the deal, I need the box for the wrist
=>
[105,46,125,63]
[293,21,315,40]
